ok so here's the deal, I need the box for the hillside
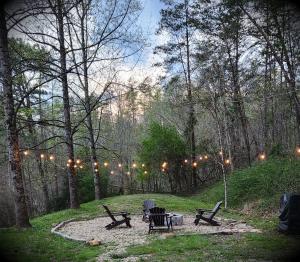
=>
[198,157,300,215]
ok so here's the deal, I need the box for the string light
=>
[258,153,266,161]
[94,162,98,166]
[95,168,98,172]
[296,147,300,155]
[132,162,137,168]
[161,168,165,172]
[184,159,188,164]
[144,171,148,174]
[76,159,81,164]
[219,151,223,156]
[192,162,197,167]
[67,163,70,167]
[110,171,114,175]
[118,163,122,168]
[104,162,108,167]
[74,164,77,168]
[142,163,145,168]
[80,165,83,169]
[162,161,167,169]
[40,154,45,159]
[225,159,230,165]
[199,156,203,160]
[68,159,72,163]
[49,155,55,161]
[204,155,208,160]
[23,150,29,156]
[126,171,130,176]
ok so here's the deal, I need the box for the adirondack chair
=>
[142,200,156,222]
[148,207,173,234]
[194,201,222,226]
[103,205,132,230]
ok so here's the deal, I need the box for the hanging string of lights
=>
[22,146,300,176]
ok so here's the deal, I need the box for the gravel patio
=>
[53,214,261,261]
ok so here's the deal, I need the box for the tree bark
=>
[79,2,101,200]
[0,5,31,227]
[56,0,79,209]
[185,0,197,189]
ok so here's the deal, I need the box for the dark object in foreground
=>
[142,199,156,222]
[278,193,300,234]
[102,205,132,230]
[194,201,222,226]
[148,207,173,234]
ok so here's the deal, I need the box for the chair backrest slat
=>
[144,200,155,212]
[103,205,116,221]
[208,201,222,220]
[149,207,166,226]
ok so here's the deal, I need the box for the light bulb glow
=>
[76,159,81,164]
[104,162,108,167]
[225,159,230,165]
[192,162,197,167]
[23,150,29,156]
[40,154,45,159]
[49,155,54,160]
[162,161,167,168]
[259,153,266,161]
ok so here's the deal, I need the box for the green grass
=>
[1,157,300,261]
[196,157,300,214]
[123,233,300,261]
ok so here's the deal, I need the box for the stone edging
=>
[51,218,87,242]
[51,213,141,242]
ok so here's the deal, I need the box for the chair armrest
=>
[112,212,130,215]
[149,213,168,217]
[197,209,213,213]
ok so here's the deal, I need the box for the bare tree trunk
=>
[185,0,197,189]
[0,6,31,227]
[56,0,79,209]
[79,2,101,199]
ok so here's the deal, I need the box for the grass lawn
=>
[1,193,300,261]
[1,158,300,261]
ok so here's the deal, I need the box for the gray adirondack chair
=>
[142,200,155,222]
[194,201,222,226]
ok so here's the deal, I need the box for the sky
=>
[117,0,168,83]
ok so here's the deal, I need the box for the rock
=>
[87,239,101,246]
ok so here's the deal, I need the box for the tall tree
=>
[0,5,31,227]
[155,0,198,189]
[55,0,79,208]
